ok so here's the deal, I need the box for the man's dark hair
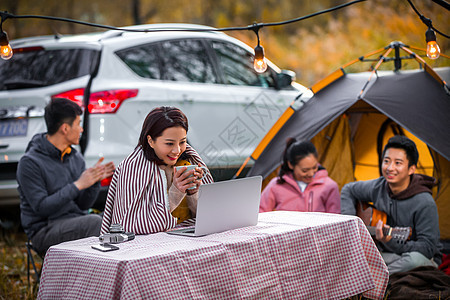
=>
[382,135,419,167]
[137,106,189,165]
[44,98,83,135]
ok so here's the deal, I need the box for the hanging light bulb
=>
[0,31,13,60]
[254,45,267,73]
[425,28,440,60]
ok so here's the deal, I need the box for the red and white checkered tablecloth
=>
[37,211,388,300]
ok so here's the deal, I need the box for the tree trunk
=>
[133,0,141,25]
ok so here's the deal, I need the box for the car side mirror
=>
[276,70,296,90]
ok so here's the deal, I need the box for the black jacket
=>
[17,133,100,237]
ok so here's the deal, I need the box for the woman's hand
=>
[186,166,205,195]
[173,166,203,194]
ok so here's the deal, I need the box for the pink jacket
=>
[259,169,340,213]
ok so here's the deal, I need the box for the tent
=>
[236,43,450,239]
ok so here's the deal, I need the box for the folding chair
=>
[25,239,42,288]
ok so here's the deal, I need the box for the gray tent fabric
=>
[247,67,450,179]
[362,70,450,160]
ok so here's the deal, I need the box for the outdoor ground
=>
[0,205,39,299]
[0,226,41,300]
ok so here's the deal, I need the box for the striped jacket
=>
[100,144,213,234]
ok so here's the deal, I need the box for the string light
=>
[251,25,267,73]
[425,27,440,59]
[253,45,267,73]
[406,0,448,60]
[0,1,369,62]
[0,31,12,60]
[0,13,12,60]
[0,0,447,63]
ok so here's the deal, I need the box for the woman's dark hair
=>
[137,106,189,164]
[277,138,318,184]
[382,135,418,167]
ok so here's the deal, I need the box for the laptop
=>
[166,176,262,237]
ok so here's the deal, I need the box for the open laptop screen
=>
[167,176,262,237]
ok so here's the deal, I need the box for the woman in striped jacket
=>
[100,107,214,234]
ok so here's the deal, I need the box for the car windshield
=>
[0,48,100,90]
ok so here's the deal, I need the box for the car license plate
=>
[0,119,28,137]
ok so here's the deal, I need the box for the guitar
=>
[356,202,411,244]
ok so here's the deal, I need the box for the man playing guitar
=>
[341,135,442,275]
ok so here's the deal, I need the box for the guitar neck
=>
[366,226,392,237]
[365,225,411,244]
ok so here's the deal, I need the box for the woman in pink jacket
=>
[260,139,340,213]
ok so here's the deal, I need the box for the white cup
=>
[175,165,209,189]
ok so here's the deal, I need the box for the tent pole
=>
[394,43,402,71]
[401,45,448,87]
[234,157,251,178]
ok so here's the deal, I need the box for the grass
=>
[0,227,41,300]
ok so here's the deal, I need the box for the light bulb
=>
[0,31,12,60]
[253,45,267,73]
[425,28,440,60]
[0,44,13,60]
[426,41,440,60]
[254,58,267,73]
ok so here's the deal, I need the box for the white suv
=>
[0,24,309,206]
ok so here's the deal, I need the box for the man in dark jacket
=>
[341,135,442,275]
[17,98,115,256]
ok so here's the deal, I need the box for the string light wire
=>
[0,0,448,62]
[0,0,369,35]
[406,0,449,39]
[0,0,371,66]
